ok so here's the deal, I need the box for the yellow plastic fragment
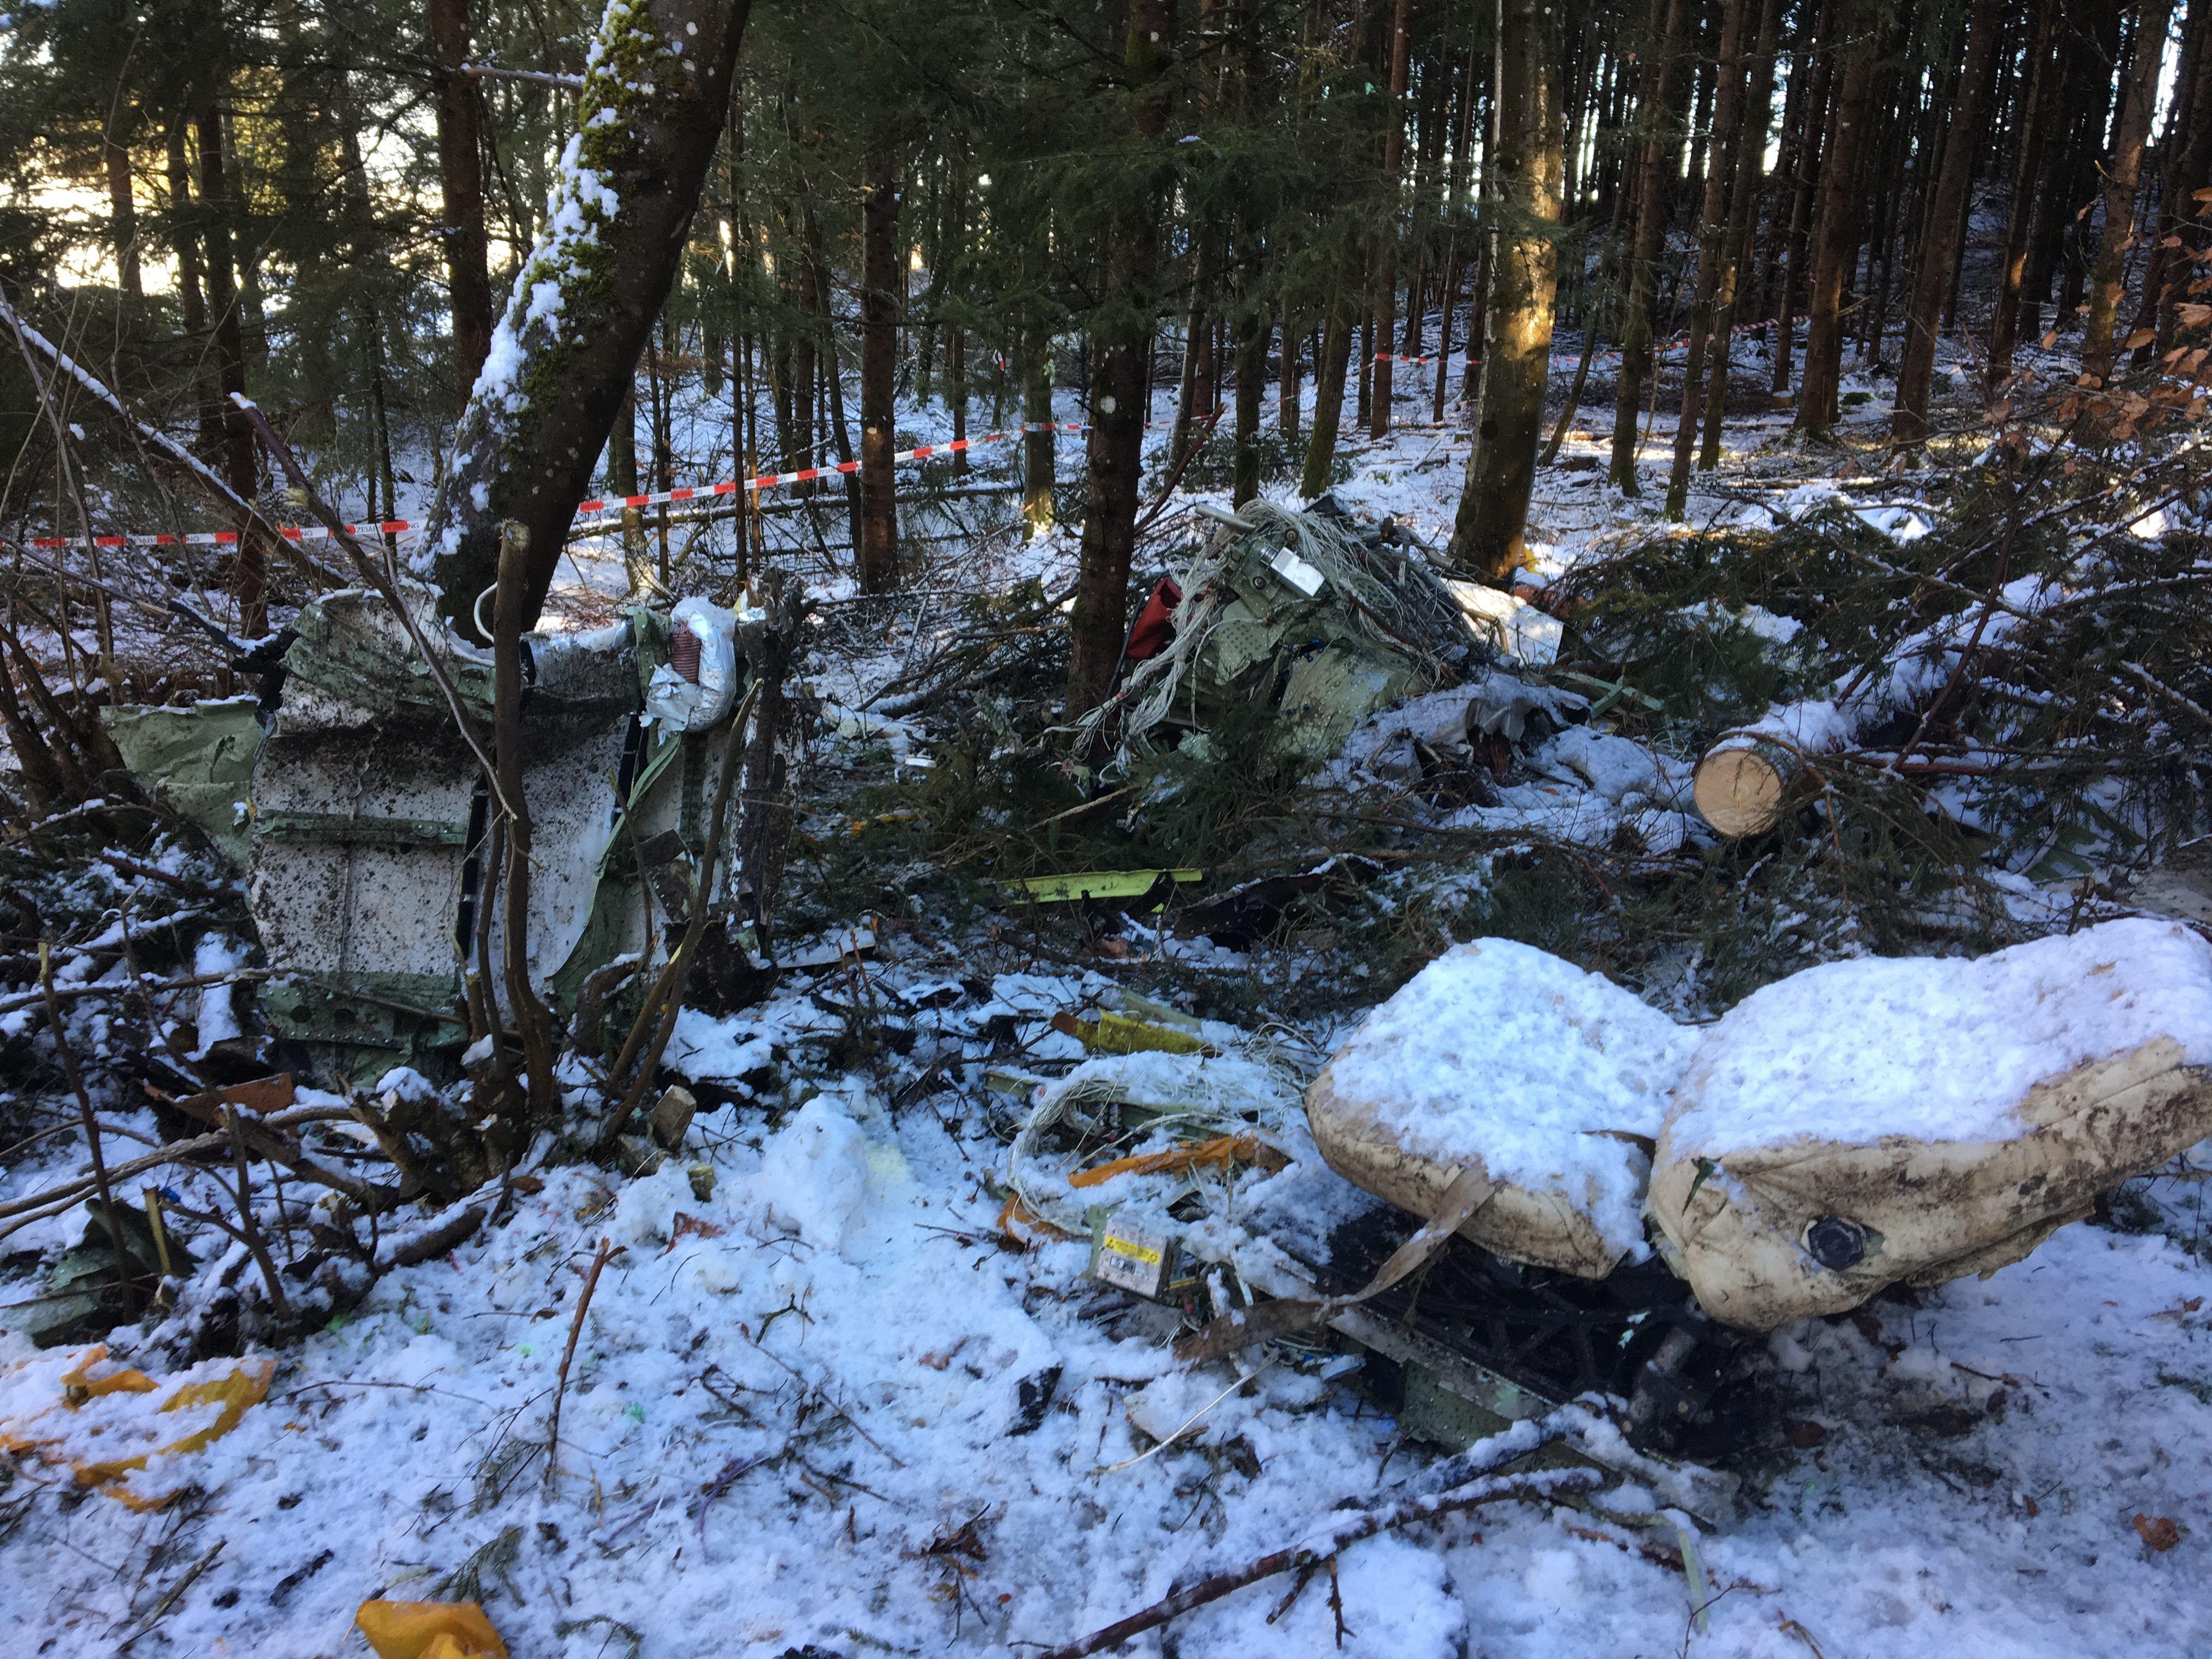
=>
[59,1348,157,1402]
[1090,1012,1215,1056]
[355,1600,509,1659]
[1013,868,1201,905]
[0,1346,273,1510]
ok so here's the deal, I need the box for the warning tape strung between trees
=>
[23,421,1089,551]
[25,314,1830,553]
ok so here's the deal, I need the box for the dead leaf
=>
[1783,1418,1827,1449]
[171,1073,297,1126]
[2126,328,2158,351]
[2134,1514,2181,1552]
[918,1336,971,1371]
[664,1212,726,1252]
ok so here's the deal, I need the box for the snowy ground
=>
[7,1003,2212,1658]
[8,322,2211,1657]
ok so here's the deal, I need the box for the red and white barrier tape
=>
[25,421,1088,550]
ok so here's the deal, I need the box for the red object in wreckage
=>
[1122,576,1183,666]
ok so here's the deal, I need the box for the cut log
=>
[1690,740,1799,837]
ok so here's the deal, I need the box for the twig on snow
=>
[545,1238,616,1490]
[1034,1465,1598,1659]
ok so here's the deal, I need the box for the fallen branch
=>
[0,1104,357,1234]
[379,1188,499,1268]
[0,968,269,1020]
[1036,1465,1598,1658]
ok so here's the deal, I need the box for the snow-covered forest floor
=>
[5,327,2212,1659]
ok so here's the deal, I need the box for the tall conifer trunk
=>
[104,141,140,303]
[1795,10,1876,438]
[1369,0,1412,438]
[1891,0,2002,443]
[859,142,900,591]
[1701,0,1780,467]
[1988,0,2062,391]
[1301,290,1352,498]
[2082,0,2175,386]
[426,0,754,626]
[1448,0,1562,582]
[164,119,222,465]
[1666,0,1751,518]
[196,98,267,637]
[1608,0,1689,494]
[428,0,494,405]
[1067,0,1172,717]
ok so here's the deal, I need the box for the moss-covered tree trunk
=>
[424,0,753,629]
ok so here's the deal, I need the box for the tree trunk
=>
[1665,0,1751,518]
[2152,2,2212,354]
[1022,328,1056,535]
[1771,0,1832,396]
[1279,298,1301,439]
[859,142,900,593]
[1794,12,1876,438]
[1608,0,1690,494]
[1301,290,1353,498]
[1232,303,1266,507]
[425,0,754,629]
[2083,0,2176,385]
[1890,0,2003,443]
[428,0,495,405]
[1448,0,1564,583]
[1169,238,1213,472]
[104,141,140,303]
[2134,0,2212,358]
[950,327,968,476]
[1700,0,1780,468]
[1987,0,2062,390]
[1068,0,1173,718]
[164,122,222,476]
[195,98,267,638]
[1369,0,1413,438]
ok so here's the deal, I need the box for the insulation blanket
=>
[1649,918,2212,1328]
[1305,939,1691,1278]
[1305,919,2212,1324]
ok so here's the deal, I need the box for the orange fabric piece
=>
[994,1192,1075,1245]
[356,1600,509,1659]
[1068,1134,1283,1189]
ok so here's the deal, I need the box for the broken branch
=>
[1036,1465,1598,1658]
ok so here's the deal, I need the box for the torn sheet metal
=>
[101,697,261,868]
[110,582,755,1085]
